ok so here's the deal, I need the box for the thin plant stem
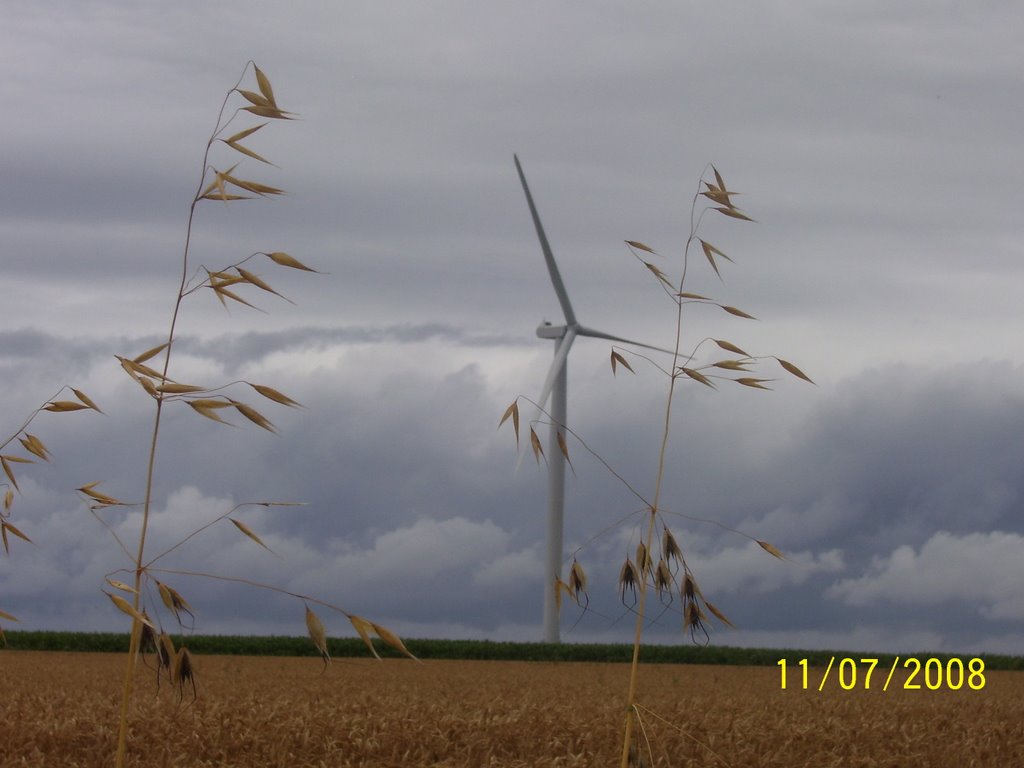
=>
[616,168,782,764]
[114,65,250,768]
[0,388,67,453]
[619,228,696,768]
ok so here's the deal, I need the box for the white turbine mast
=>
[514,155,671,643]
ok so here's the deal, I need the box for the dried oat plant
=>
[54,62,417,768]
[1,391,101,642]
[501,166,812,767]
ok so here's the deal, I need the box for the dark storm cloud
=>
[3,318,1024,653]
[2,2,1023,652]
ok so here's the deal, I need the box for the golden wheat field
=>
[1,651,1023,767]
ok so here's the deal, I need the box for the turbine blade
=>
[515,327,577,472]
[575,324,675,356]
[534,326,577,416]
[514,155,577,325]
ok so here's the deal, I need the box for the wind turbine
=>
[514,155,671,643]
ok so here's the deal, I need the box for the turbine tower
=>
[514,155,670,643]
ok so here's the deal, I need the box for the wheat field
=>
[2,651,1022,767]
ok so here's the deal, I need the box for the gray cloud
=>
[828,531,1024,621]
[3,2,1024,654]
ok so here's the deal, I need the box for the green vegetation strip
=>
[4,631,1023,670]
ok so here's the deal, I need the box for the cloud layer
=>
[3,2,1024,655]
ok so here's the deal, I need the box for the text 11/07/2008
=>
[777,657,986,692]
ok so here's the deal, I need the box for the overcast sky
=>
[2,1,1023,656]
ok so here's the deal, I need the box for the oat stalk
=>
[615,166,808,767]
[112,61,301,768]
[106,63,417,767]
[499,165,809,767]
[0,388,100,634]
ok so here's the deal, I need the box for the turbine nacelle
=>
[536,322,568,340]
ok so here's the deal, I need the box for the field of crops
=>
[2,650,1023,767]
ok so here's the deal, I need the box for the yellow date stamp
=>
[777,657,986,691]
